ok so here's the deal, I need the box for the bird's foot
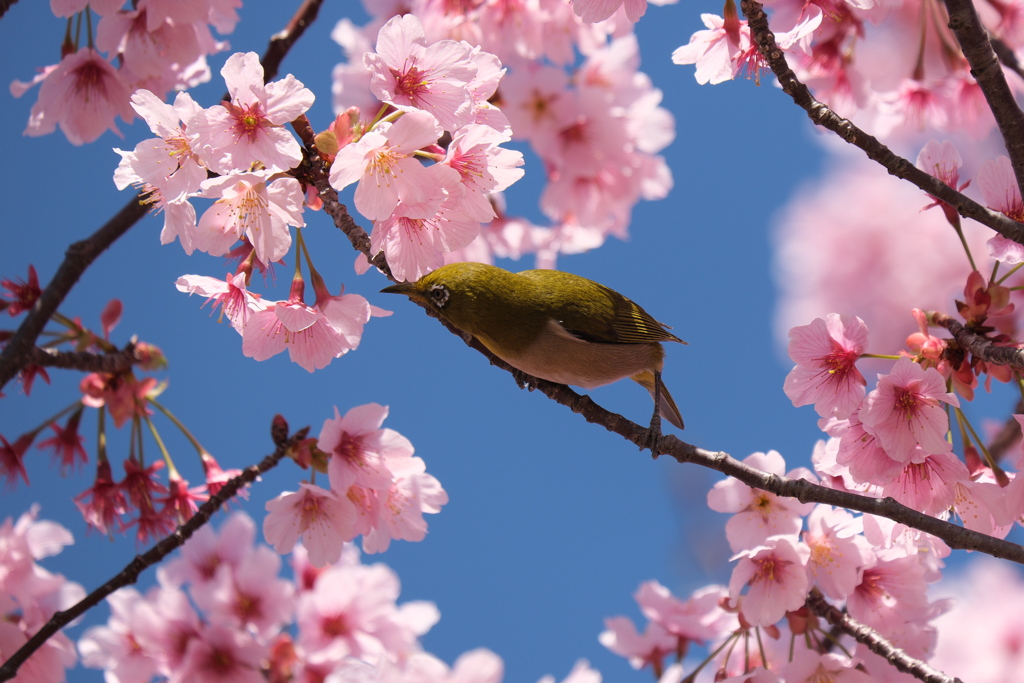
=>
[641,413,664,457]
[511,369,539,391]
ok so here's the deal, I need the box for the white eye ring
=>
[428,284,450,308]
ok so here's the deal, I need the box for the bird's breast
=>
[485,318,664,389]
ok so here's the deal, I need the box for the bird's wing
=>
[517,270,684,345]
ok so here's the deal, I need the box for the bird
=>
[381,262,686,432]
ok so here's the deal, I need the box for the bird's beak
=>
[380,282,425,303]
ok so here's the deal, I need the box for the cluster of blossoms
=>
[330,13,525,282]
[263,403,447,560]
[0,275,242,543]
[332,3,673,269]
[11,0,240,145]
[0,508,84,683]
[111,49,391,373]
[673,0,1024,139]
[75,511,601,683]
[602,450,951,682]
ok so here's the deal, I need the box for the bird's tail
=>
[631,370,684,430]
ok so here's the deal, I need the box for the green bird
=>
[381,262,686,431]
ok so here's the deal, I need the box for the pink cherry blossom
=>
[598,616,675,672]
[370,193,481,283]
[635,582,734,644]
[329,110,448,222]
[38,409,88,474]
[931,558,1024,681]
[802,505,872,600]
[846,554,934,647]
[364,14,477,131]
[832,410,905,487]
[24,47,134,145]
[296,561,436,664]
[441,125,525,222]
[859,357,959,463]
[538,660,602,683]
[175,272,262,333]
[781,651,872,683]
[707,450,816,552]
[95,7,207,95]
[159,511,256,588]
[672,12,753,85]
[78,588,162,683]
[774,161,991,355]
[572,0,651,23]
[729,536,810,627]
[881,451,969,516]
[174,622,266,683]
[978,156,1024,264]
[784,313,868,419]
[263,483,357,567]
[322,403,408,492]
[75,459,128,535]
[113,90,206,209]
[189,52,314,174]
[200,546,295,639]
[196,171,304,265]
[360,454,448,554]
[242,279,380,373]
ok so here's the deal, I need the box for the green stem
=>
[149,399,206,456]
[143,415,177,476]
[996,262,1024,285]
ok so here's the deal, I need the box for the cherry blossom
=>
[23,47,134,145]
[729,536,811,627]
[189,52,314,174]
[784,314,868,419]
[978,156,1024,264]
[859,357,960,463]
[263,483,357,567]
[175,272,263,333]
[241,277,380,373]
[707,450,815,552]
[195,171,304,265]
[329,110,449,222]
[364,14,477,131]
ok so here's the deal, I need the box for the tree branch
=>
[409,304,1024,564]
[0,422,309,683]
[991,35,1024,82]
[0,198,148,392]
[739,0,1024,247]
[930,311,1024,368]
[942,0,1024,194]
[0,0,325,394]
[290,115,394,279]
[28,342,142,374]
[805,590,963,683]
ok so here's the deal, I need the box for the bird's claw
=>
[641,414,664,457]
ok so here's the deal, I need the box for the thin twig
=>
[0,199,148,392]
[930,311,1024,368]
[0,0,325,394]
[290,115,394,279]
[739,0,1024,247]
[806,590,963,683]
[28,343,141,374]
[0,423,309,683]
[418,308,1024,564]
[991,35,1024,82]
[987,400,1023,461]
[942,0,1024,195]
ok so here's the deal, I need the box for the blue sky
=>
[0,2,844,680]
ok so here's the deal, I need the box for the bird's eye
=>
[428,284,450,308]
